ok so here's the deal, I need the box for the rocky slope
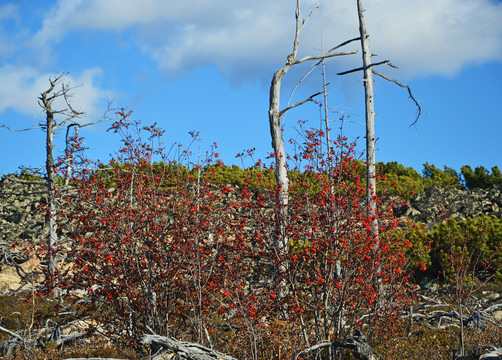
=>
[0,177,48,246]
[399,183,502,229]
[2,176,502,244]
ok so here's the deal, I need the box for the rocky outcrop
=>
[3,174,502,243]
[0,177,47,290]
[0,177,48,246]
[399,183,502,229]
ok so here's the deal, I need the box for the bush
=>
[44,117,413,358]
[428,216,502,283]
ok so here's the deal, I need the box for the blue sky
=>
[1,0,501,177]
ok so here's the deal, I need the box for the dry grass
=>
[3,341,139,360]
[376,322,502,360]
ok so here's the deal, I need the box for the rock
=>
[493,310,502,322]
[482,291,501,301]
[399,184,502,229]
[0,177,47,245]
[0,255,42,291]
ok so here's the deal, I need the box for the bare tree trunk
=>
[63,124,80,188]
[40,82,60,277]
[269,66,292,253]
[2,73,115,290]
[357,0,379,238]
[268,0,356,253]
[321,58,333,194]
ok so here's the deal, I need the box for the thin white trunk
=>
[63,125,79,188]
[357,0,379,237]
[269,67,291,253]
[43,88,59,277]
[268,0,357,253]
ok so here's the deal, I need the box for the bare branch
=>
[0,124,42,132]
[336,60,392,75]
[372,69,422,125]
[285,37,360,114]
[291,0,302,62]
[286,64,323,112]
[63,84,85,117]
[293,50,357,65]
[294,331,377,360]
[299,0,323,33]
[326,36,361,53]
[280,91,323,117]
[0,325,25,342]
[291,0,323,63]
[294,341,331,360]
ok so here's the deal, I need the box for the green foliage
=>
[1,169,44,182]
[59,159,502,198]
[377,161,425,197]
[378,161,422,179]
[461,165,502,190]
[427,216,502,282]
[399,216,502,282]
[201,162,275,188]
[422,162,463,189]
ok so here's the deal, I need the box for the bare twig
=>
[372,69,422,125]
[326,36,361,53]
[0,125,42,132]
[280,91,324,117]
[336,60,393,75]
[285,37,361,113]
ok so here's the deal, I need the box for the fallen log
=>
[141,334,237,360]
[294,330,378,360]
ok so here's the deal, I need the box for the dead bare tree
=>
[338,0,421,238]
[357,0,378,237]
[268,0,357,253]
[0,73,111,279]
[39,74,85,276]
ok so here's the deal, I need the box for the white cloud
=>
[20,0,502,81]
[0,65,115,120]
[359,0,502,76]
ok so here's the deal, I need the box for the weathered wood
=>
[141,334,237,360]
[63,358,131,360]
[357,0,378,238]
[294,330,378,360]
[268,0,356,253]
[0,325,25,342]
